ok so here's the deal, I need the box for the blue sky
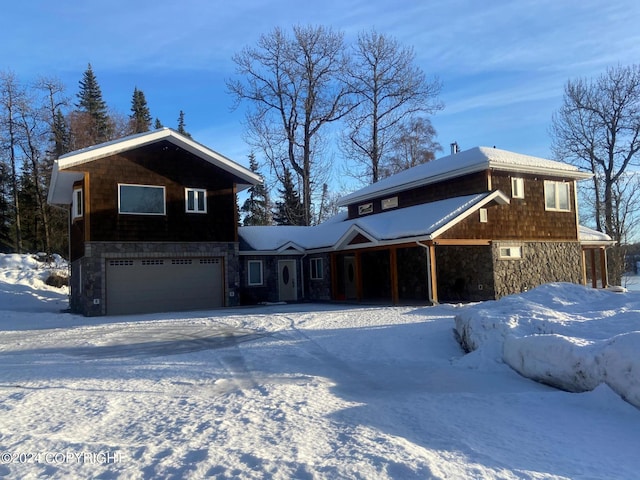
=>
[3,0,640,185]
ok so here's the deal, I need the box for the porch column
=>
[590,249,597,288]
[599,247,608,288]
[428,244,438,304]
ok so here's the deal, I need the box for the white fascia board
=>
[276,242,307,254]
[333,225,378,251]
[57,128,262,187]
[488,161,593,180]
[47,162,84,205]
[430,190,510,239]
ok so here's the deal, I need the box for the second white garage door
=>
[106,257,223,315]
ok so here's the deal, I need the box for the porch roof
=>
[239,191,509,253]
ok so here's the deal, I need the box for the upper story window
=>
[185,188,207,213]
[358,202,373,215]
[72,187,83,219]
[310,257,323,280]
[511,177,524,199]
[544,181,571,211]
[118,184,166,215]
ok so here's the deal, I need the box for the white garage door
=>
[106,257,223,315]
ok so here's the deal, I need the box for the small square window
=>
[72,188,83,219]
[248,260,263,286]
[511,177,524,199]
[186,188,207,213]
[310,258,323,280]
[358,203,373,215]
[499,246,522,259]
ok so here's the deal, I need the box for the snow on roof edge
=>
[338,146,591,207]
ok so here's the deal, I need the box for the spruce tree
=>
[0,163,12,253]
[130,87,151,134]
[154,118,163,129]
[273,168,305,226]
[51,109,70,157]
[177,110,191,138]
[241,154,271,226]
[76,63,111,143]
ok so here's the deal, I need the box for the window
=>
[72,188,83,219]
[381,196,398,210]
[310,258,323,280]
[479,208,488,223]
[544,181,571,211]
[511,177,524,199]
[185,188,207,213]
[499,246,522,259]
[118,184,165,215]
[247,260,263,286]
[358,202,373,215]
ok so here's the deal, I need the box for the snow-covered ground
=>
[0,254,639,479]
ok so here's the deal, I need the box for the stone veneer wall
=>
[72,241,239,316]
[492,241,582,298]
[305,254,332,301]
[435,245,496,302]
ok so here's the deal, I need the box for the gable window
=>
[381,196,398,210]
[358,202,373,215]
[479,208,488,223]
[72,187,83,219]
[310,258,323,280]
[544,181,570,211]
[185,188,207,213]
[248,260,263,286]
[511,177,525,199]
[118,184,165,215]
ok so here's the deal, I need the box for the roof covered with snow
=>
[240,191,509,253]
[48,128,261,205]
[579,225,615,245]
[338,146,592,207]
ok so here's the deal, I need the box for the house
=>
[238,146,614,305]
[47,128,261,316]
[48,130,613,316]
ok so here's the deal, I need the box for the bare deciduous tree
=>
[551,64,640,284]
[341,29,443,184]
[228,25,354,225]
[0,71,24,252]
[381,117,442,178]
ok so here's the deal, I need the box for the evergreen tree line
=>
[0,64,191,255]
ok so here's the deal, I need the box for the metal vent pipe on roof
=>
[450,142,459,155]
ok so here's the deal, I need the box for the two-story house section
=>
[239,146,613,305]
[47,128,261,316]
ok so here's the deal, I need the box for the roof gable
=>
[48,128,261,205]
[337,146,592,207]
[239,191,509,253]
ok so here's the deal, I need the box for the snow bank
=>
[455,283,640,408]
[0,253,68,292]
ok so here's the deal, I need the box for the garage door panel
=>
[106,257,223,315]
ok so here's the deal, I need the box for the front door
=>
[278,260,297,302]
[344,256,357,300]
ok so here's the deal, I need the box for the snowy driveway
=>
[1,299,640,479]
